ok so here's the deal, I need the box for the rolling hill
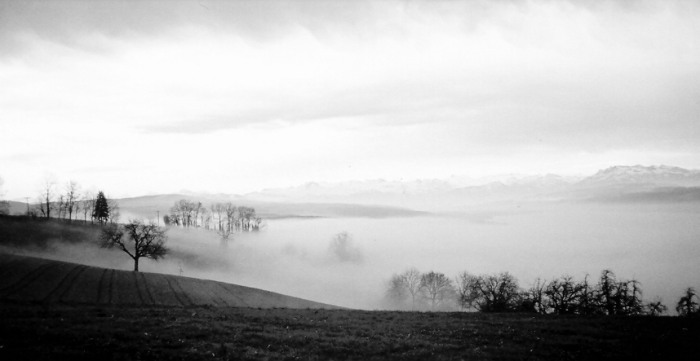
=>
[0,253,338,309]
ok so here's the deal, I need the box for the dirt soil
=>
[0,253,336,309]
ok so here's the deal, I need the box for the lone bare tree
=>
[101,220,168,272]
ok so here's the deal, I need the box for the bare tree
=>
[64,180,80,222]
[597,269,617,315]
[472,272,521,312]
[455,271,481,311]
[676,287,699,316]
[238,206,256,231]
[199,207,210,230]
[101,220,168,272]
[386,273,408,308]
[107,198,120,224]
[385,268,423,310]
[38,176,57,218]
[402,268,423,310]
[420,271,455,310]
[545,275,585,315]
[329,231,362,263]
[616,279,644,316]
[225,203,237,231]
[646,297,667,316]
[211,203,226,231]
[81,191,95,223]
[170,199,203,227]
[57,194,66,219]
[217,223,233,247]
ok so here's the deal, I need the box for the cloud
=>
[2,0,700,198]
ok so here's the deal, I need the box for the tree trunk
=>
[133,257,139,272]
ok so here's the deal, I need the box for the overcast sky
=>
[1,0,699,200]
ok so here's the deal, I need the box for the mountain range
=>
[4,165,700,217]
[244,165,700,209]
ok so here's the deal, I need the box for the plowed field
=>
[0,253,336,309]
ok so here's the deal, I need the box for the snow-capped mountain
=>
[579,165,700,186]
[246,165,700,208]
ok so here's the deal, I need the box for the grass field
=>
[1,302,699,360]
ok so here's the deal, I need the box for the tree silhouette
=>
[101,220,168,272]
[92,191,110,224]
[420,271,454,310]
[474,272,521,312]
[455,271,481,311]
[401,268,423,310]
[676,287,698,317]
[646,298,667,316]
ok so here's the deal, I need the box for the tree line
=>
[29,178,119,224]
[387,268,699,316]
[165,199,261,229]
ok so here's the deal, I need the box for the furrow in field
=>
[164,276,190,306]
[0,262,57,298]
[58,265,103,304]
[0,256,51,290]
[146,273,185,306]
[0,254,338,309]
[106,269,115,304]
[0,255,24,280]
[215,283,250,307]
[139,272,155,305]
[42,265,87,303]
[95,269,109,304]
[131,271,145,304]
[110,270,145,305]
[168,277,195,306]
[6,261,80,301]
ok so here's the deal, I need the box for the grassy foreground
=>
[1,302,698,361]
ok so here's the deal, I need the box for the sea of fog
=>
[29,201,700,311]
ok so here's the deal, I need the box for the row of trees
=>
[387,268,699,316]
[34,178,119,224]
[164,200,263,242]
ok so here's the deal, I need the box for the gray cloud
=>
[0,0,379,57]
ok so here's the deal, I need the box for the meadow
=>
[1,302,698,360]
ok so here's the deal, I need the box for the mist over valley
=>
[3,165,699,311]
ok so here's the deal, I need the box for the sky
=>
[1,0,699,200]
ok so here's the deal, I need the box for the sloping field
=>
[0,253,337,309]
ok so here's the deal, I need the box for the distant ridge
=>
[0,253,339,309]
[580,165,700,186]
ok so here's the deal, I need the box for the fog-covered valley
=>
[6,166,699,311]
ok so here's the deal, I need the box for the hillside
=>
[0,253,337,309]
